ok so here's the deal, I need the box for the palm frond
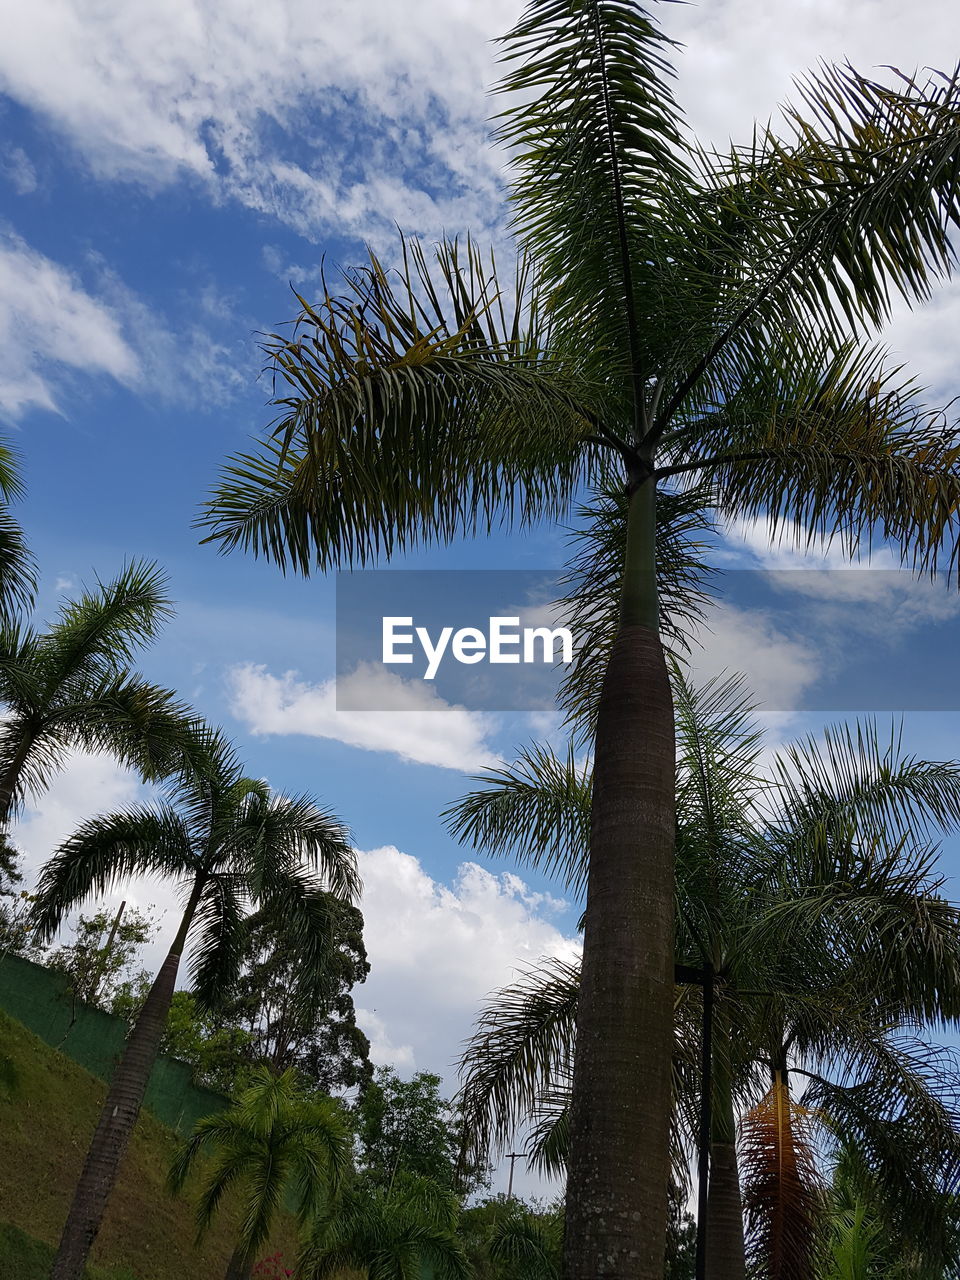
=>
[489,1204,563,1279]
[658,64,960,432]
[187,874,246,1008]
[496,0,690,398]
[63,673,197,783]
[235,787,358,903]
[0,438,26,504]
[556,483,718,736]
[199,238,598,572]
[30,806,192,940]
[45,559,174,677]
[457,956,580,1165]
[741,1074,823,1280]
[771,720,960,848]
[444,743,591,894]
[0,504,36,622]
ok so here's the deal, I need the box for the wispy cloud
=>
[0,227,255,420]
[0,228,139,419]
[0,0,519,250]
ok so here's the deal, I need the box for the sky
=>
[3,0,960,1199]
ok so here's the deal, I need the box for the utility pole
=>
[87,900,125,1007]
[505,1151,525,1200]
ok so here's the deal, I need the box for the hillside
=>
[0,1009,296,1279]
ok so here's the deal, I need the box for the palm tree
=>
[0,559,191,825]
[200,5,960,1268]
[488,1202,564,1280]
[169,1066,352,1280]
[298,1171,471,1280]
[30,727,359,1280]
[448,673,960,1279]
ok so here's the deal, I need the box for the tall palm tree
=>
[0,559,191,825]
[200,4,960,1269]
[30,727,359,1280]
[448,674,960,1279]
[298,1171,471,1280]
[169,1066,352,1280]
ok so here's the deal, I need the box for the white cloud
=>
[670,0,960,152]
[0,144,38,194]
[228,660,501,771]
[0,227,254,420]
[883,278,960,400]
[0,0,521,249]
[9,750,183,957]
[354,844,579,1076]
[0,229,139,418]
[720,515,960,628]
[719,514,900,572]
[12,750,143,877]
[1,0,958,261]
[688,599,820,717]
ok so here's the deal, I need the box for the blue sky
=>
[3,0,960,1197]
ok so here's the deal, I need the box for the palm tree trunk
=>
[225,1242,256,1280]
[50,875,206,1280]
[705,1014,746,1280]
[563,476,676,1280]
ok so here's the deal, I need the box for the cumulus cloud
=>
[670,0,960,151]
[354,844,579,1076]
[227,660,501,771]
[721,515,960,631]
[12,750,143,875]
[9,750,182,952]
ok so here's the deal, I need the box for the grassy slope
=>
[0,1009,297,1279]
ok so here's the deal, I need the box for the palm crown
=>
[32,727,358,1007]
[0,559,190,824]
[201,13,960,586]
[169,1066,352,1279]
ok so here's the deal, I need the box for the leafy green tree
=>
[299,1171,471,1280]
[460,1196,571,1280]
[31,726,358,1280]
[817,1147,960,1280]
[0,560,191,825]
[354,1066,488,1198]
[110,982,255,1095]
[0,834,37,958]
[450,672,960,1279]
[111,896,371,1097]
[169,1066,352,1280]
[219,895,372,1094]
[201,3,960,1269]
[44,903,156,1010]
